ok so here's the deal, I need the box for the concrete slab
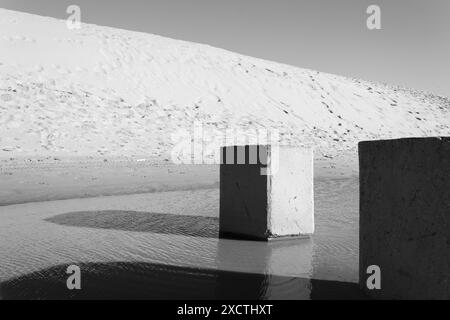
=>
[359,137,450,299]
[219,145,314,241]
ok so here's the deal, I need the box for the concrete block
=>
[219,145,314,241]
[359,137,450,299]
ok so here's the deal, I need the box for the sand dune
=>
[0,8,448,162]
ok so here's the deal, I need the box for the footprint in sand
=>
[1,93,12,102]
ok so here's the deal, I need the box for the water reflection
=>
[2,210,365,299]
[0,177,360,299]
[216,237,314,299]
[46,210,314,276]
[0,262,365,300]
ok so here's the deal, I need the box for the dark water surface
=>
[0,262,365,300]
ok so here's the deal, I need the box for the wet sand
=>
[0,157,219,206]
[0,155,357,206]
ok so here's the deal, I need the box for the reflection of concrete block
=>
[215,238,314,299]
[219,145,314,241]
[359,137,450,299]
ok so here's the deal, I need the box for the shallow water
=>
[0,177,359,299]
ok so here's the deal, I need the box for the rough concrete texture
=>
[359,137,450,299]
[219,145,314,241]
[269,147,314,237]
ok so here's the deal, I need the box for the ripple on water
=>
[0,177,360,297]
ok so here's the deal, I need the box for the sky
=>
[1,0,449,97]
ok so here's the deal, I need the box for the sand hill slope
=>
[1,8,449,161]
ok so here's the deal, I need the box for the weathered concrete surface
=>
[359,137,450,299]
[219,145,314,241]
[269,147,314,237]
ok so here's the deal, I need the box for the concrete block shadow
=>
[45,210,219,238]
[0,261,367,300]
